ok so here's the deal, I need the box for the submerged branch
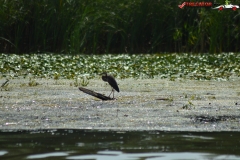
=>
[79,87,114,101]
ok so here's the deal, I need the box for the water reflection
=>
[27,152,69,159]
[0,130,239,160]
[67,152,240,160]
[0,151,8,156]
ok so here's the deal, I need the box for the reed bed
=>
[0,0,239,54]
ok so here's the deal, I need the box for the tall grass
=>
[0,0,240,54]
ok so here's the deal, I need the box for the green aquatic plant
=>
[182,100,195,110]
[28,78,39,87]
[80,77,90,87]
[0,53,239,80]
[73,76,90,87]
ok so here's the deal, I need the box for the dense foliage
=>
[0,0,240,54]
[0,53,239,80]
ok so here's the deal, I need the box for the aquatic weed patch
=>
[190,115,240,123]
[0,53,239,80]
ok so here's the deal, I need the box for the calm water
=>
[0,130,240,160]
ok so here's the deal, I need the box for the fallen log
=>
[79,87,114,101]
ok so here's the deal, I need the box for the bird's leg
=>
[112,89,115,99]
[108,88,113,98]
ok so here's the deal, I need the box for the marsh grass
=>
[182,100,195,110]
[72,77,90,87]
[28,78,39,87]
[0,0,239,54]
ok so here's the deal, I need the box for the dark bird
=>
[101,72,119,98]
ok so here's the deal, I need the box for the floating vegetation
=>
[0,53,239,80]
[28,78,39,87]
[191,115,239,123]
[182,100,195,110]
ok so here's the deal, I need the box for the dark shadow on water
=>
[0,130,240,160]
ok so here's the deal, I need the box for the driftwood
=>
[79,87,114,101]
[1,79,9,87]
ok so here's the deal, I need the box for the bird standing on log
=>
[101,72,119,99]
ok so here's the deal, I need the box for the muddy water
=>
[0,130,240,160]
[1,78,240,131]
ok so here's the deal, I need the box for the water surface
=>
[0,130,240,160]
